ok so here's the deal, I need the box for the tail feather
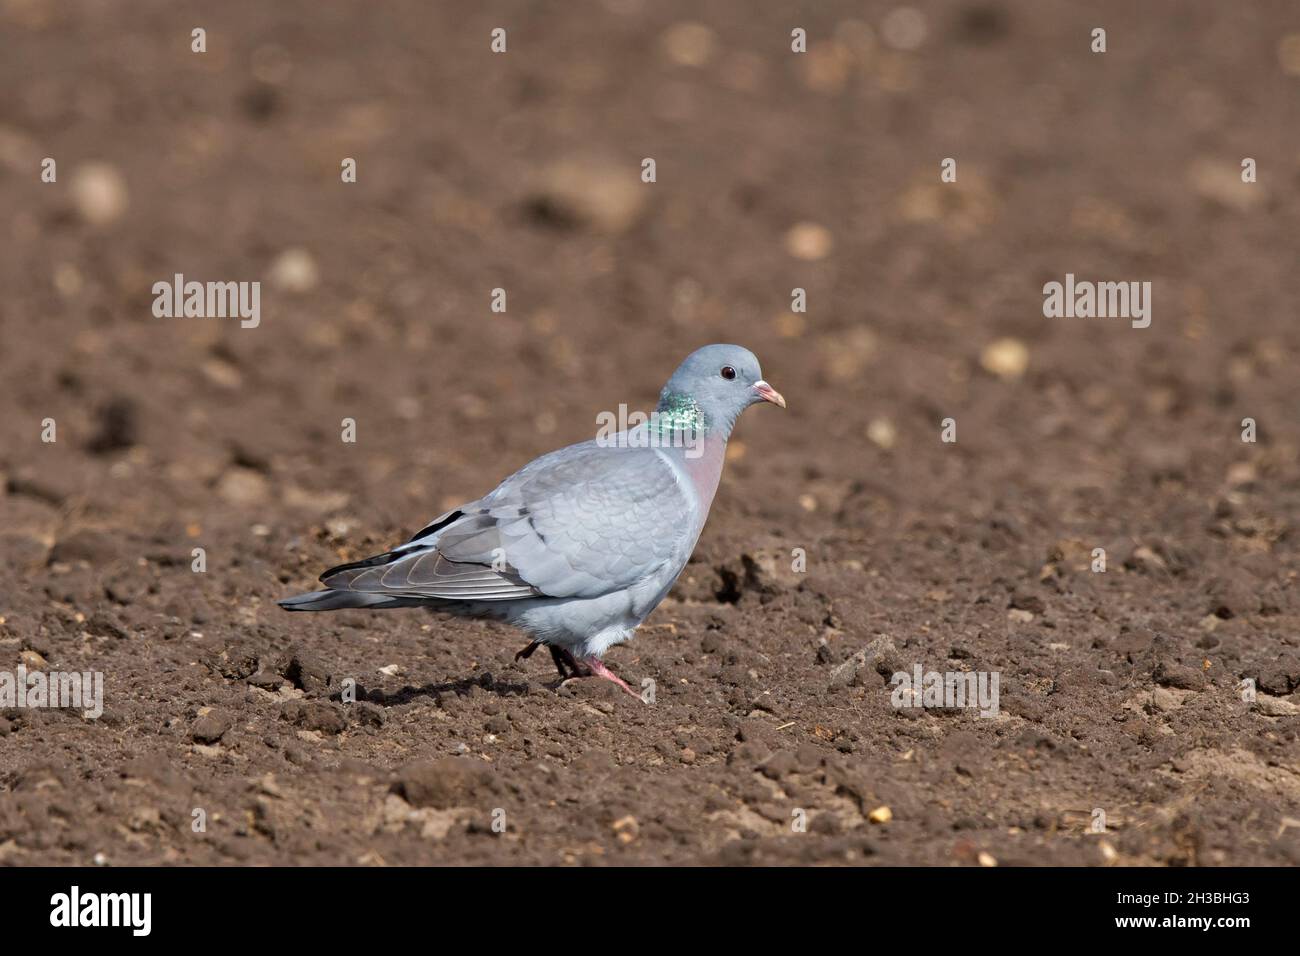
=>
[315,509,467,583]
[283,508,477,612]
[277,589,413,611]
[317,547,412,583]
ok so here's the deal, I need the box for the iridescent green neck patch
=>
[653,393,708,436]
[593,395,707,459]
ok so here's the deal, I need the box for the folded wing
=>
[319,441,691,603]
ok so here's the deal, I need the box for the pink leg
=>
[581,656,643,701]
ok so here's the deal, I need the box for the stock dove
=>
[279,344,785,698]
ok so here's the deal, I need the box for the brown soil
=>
[1,0,1299,866]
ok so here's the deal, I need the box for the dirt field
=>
[1,0,1299,866]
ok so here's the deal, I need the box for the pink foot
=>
[581,656,643,701]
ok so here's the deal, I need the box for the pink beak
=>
[752,380,787,409]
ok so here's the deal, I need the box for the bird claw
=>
[515,642,588,679]
[551,646,588,679]
[517,643,642,702]
[583,657,644,701]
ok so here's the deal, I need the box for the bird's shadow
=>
[333,671,533,706]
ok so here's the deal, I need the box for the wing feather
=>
[320,440,692,603]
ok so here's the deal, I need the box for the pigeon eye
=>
[720,366,736,380]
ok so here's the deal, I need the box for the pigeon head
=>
[656,344,785,437]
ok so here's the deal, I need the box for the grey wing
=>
[320,442,693,603]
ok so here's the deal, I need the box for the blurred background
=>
[2,0,1298,534]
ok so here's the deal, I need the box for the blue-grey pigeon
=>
[279,344,785,698]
